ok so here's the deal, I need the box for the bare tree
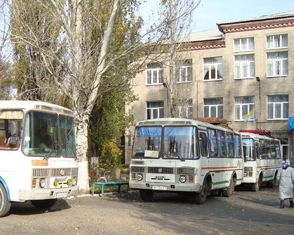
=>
[7,0,200,193]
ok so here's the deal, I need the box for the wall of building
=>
[125,12,294,165]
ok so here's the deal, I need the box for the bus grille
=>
[148,167,173,174]
[131,166,145,172]
[33,168,49,177]
[33,168,78,177]
[51,168,71,176]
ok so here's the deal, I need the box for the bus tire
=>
[222,176,236,197]
[252,176,261,192]
[139,190,153,202]
[0,183,11,217]
[31,199,57,209]
[193,179,209,204]
[267,173,277,188]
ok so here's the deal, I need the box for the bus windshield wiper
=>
[44,141,57,160]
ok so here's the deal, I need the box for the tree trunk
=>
[75,119,90,194]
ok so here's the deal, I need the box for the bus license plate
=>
[152,186,167,190]
[57,192,67,198]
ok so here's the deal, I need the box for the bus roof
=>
[239,129,271,135]
[0,100,73,115]
[136,118,238,133]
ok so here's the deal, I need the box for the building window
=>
[146,63,163,85]
[176,60,192,83]
[234,37,254,52]
[203,57,223,81]
[204,98,223,118]
[177,99,193,118]
[267,95,288,120]
[234,54,255,79]
[147,101,164,119]
[235,96,255,121]
[267,52,288,77]
[266,34,288,49]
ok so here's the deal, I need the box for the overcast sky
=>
[140,0,294,32]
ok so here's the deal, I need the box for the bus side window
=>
[199,132,208,157]
[208,129,218,157]
[217,130,226,157]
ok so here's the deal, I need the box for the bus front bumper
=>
[18,186,79,201]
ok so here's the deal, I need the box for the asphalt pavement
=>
[1,187,294,235]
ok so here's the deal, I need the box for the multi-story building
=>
[125,11,294,164]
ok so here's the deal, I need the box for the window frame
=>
[266,34,288,49]
[177,99,193,118]
[267,95,288,120]
[176,59,192,83]
[146,101,164,119]
[234,54,255,79]
[234,96,255,121]
[266,52,288,77]
[204,98,223,118]
[203,57,223,81]
[234,37,254,52]
[146,63,163,85]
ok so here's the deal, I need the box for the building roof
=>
[179,29,223,42]
[183,10,294,42]
[217,10,294,26]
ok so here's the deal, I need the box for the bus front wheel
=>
[0,184,11,217]
[252,176,262,192]
[31,199,57,209]
[139,190,153,201]
[193,179,209,204]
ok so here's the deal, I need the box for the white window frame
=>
[203,57,223,81]
[234,96,255,121]
[234,54,255,79]
[176,60,192,83]
[266,34,288,49]
[146,63,163,85]
[267,95,288,120]
[177,99,193,118]
[147,101,164,119]
[267,52,288,77]
[234,37,254,52]
[204,98,223,118]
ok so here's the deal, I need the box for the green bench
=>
[92,181,129,197]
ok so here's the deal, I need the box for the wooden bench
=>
[92,181,129,197]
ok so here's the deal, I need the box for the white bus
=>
[129,118,243,204]
[0,100,78,217]
[240,130,282,191]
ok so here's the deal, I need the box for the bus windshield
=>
[23,111,75,158]
[133,125,197,159]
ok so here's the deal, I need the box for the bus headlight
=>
[179,175,186,183]
[39,178,46,188]
[137,173,143,181]
[67,179,72,186]
[53,180,59,187]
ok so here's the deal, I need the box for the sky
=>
[140,0,294,32]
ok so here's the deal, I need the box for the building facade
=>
[125,11,294,164]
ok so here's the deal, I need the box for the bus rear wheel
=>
[139,190,153,201]
[0,184,11,217]
[222,176,236,197]
[31,199,57,209]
